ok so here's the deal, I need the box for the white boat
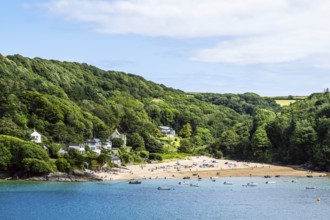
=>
[190,183,200,187]
[179,181,190,185]
[246,182,258,187]
[223,181,233,185]
[158,187,172,190]
[265,181,276,184]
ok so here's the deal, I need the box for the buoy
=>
[317,198,321,202]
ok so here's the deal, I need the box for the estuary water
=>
[0,177,329,220]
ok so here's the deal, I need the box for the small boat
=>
[190,183,200,187]
[129,180,142,184]
[265,181,276,184]
[246,182,258,187]
[275,175,280,178]
[305,186,316,189]
[183,176,190,179]
[179,181,190,185]
[212,179,216,182]
[198,177,202,181]
[264,175,271,178]
[306,175,313,178]
[158,187,172,190]
[223,181,233,185]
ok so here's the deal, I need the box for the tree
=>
[55,158,71,172]
[178,139,191,153]
[0,143,12,171]
[179,123,192,138]
[127,133,145,150]
[251,127,272,162]
[111,138,124,148]
[22,158,51,176]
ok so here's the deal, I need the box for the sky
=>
[1,0,330,96]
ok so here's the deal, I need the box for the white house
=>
[68,144,85,154]
[110,129,127,146]
[158,126,176,137]
[111,155,122,166]
[85,138,112,154]
[28,129,42,143]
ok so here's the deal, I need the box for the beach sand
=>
[95,156,328,181]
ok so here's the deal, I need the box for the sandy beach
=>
[94,156,328,181]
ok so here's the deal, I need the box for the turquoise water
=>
[0,177,329,220]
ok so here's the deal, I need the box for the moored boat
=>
[179,181,190,185]
[129,180,142,184]
[223,181,233,185]
[158,187,172,190]
[190,183,200,187]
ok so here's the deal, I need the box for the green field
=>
[275,100,297,106]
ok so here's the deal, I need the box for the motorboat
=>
[223,181,233,185]
[305,186,316,189]
[179,181,190,185]
[265,181,276,184]
[158,187,172,190]
[190,183,200,187]
[129,180,142,184]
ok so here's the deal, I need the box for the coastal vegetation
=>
[1,54,330,178]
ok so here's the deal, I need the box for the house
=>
[28,129,42,143]
[68,144,85,154]
[158,126,176,137]
[110,129,127,146]
[85,138,102,154]
[59,148,67,154]
[111,155,122,166]
[85,138,112,154]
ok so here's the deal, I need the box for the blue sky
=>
[2,0,330,96]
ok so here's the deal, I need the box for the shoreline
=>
[1,156,328,182]
[95,156,328,181]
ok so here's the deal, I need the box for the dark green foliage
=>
[22,158,51,176]
[0,135,49,174]
[149,153,163,161]
[112,138,124,148]
[127,132,145,150]
[178,139,191,153]
[55,158,71,172]
[193,92,280,115]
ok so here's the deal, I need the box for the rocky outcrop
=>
[24,170,102,182]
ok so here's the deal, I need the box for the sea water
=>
[0,177,329,220]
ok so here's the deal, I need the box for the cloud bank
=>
[43,0,330,65]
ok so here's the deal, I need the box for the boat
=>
[275,175,280,178]
[264,175,271,178]
[265,181,276,184]
[305,186,316,189]
[212,179,216,182]
[190,183,200,187]
[198,177,202,181]
[129,180,142,184]
[183,176,190,179]
[223,181,233,185]
[179,181,190,185]
[246,182,258,187]
[157,187,172,190]
[306,175,313,178]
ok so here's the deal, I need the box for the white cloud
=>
[43,0,330,65]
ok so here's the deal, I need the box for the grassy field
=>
[275,100,297,106]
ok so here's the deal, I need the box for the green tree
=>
[251,127,272,162]
[0,143,12,171]
[179,123,192,138]
[55,158,71,172]
[111,138,124,148]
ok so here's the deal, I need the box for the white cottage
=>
[28,129,42,143]
[68,144,85,154]
[85,138,112,154]
[158,126,176,137]
[110,129,127,146]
